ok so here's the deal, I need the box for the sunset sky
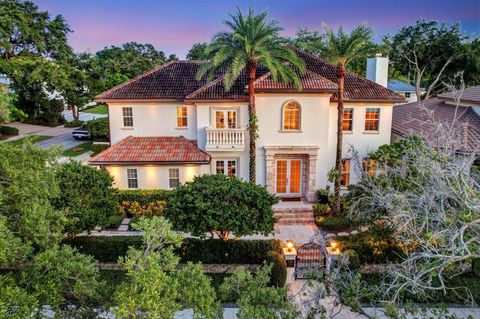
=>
[34,0,480,58]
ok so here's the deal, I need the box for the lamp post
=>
[282,239,297,284]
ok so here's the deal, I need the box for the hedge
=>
[91,144,109,157]
[85,117,109,139]
[266,251,287,287]
[64,236,282,264]
[0,126,19,136]
[117,189,173,205]
[64,120,84,127]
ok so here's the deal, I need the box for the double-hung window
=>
[365,108,380,131]
[127,169,138,189]
[123,107,133,127]
[177,106,188,128]
[343,108,353,131]
[215,159,237,177]
[340,159,350,187]
[169,168,180,188]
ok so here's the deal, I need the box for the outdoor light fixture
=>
[286,239,294,252]
[330,241,337,250]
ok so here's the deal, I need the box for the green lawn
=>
[83,104,108,114]
[62,141,93,157]
[4,135,52,146]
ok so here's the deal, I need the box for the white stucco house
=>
[89,47,405,202]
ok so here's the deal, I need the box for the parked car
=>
[72,124,91,140]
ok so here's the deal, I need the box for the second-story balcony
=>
[205,127,246,152]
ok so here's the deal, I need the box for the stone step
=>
[274,212,314,219]
[273,207,313,212]
[276,218,315,225]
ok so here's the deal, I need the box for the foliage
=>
[343,250,360,270]
[117,189,173,204]
[91,143,110,156]
[0,125,18,135]
[85,117,109,139]
[165,174,278,240]
[0,275,37,318]
[266,251,287,287]
[473,259,480,278]
[220,265,299,319]
[335,222,406,264]
[54,161,117,235]
[64,119,84,127]
[315,187,330,204]
[62,141,92,157]
[0,91,25,123]
[25,245,102,309]
[186,42,208,60]
[0,0,73,123]
[83,104,108,114]
[292,25,382,75]
[313,203,330,217]
[114,217,221,319]
[64,235,282,264]
[106,214,124,230]
[118,200,165,217]
[315,215,354,231]
[387,19,469,98]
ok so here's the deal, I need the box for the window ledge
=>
[121,127,134,130]
[363,131,380,135]
[278,130,303,133]
[175,127,188,130]
[342,131,354,135]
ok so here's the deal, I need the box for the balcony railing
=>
[205,127,245,151]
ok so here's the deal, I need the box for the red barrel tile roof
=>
[393,98,480,152]
[89,136,211,164]
[438,85,480,105]
[254,69,338,92]
[96,46,404,103]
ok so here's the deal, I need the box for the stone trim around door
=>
[264,145,319,202]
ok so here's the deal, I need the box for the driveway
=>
[2,122,85,150]
[62,110,107,122]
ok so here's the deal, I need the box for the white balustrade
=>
[205,128,245,151]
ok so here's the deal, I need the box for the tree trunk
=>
[333,64,346,214]
[71,103,79,121]
[247,62,257,184]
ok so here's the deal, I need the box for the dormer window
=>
[282,101,301,131]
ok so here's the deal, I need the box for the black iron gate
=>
[295,243,325,279]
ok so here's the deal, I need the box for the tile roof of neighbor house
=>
[95,46,405,103]
[89,136,211,164]
[387,79,418,92]
[392,97,480,152]
[438,85,480,105]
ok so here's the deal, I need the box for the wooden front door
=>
[276,159,302,196]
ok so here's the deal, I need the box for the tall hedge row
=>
[64,236,282,264]
[117,189,173,205]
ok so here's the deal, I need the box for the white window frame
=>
[213,109,238,129]
[126,168,138,189]
[340,159,350,187]
[214,159,238,177]
[122,107,133,128]
[281,100,301,131]
[364,108,380,132]
[168,168,180,188]
[343,108,354,132]
[176,106,188,128]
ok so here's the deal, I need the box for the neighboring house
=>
[366,55,425,103]
[392,85,480,152]
[89,47,404,201]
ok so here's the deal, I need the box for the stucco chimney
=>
[366,54,388,87]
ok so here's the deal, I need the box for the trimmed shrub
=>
[343,249,360,270]
[266,251,287,287]
[315,188,330,204]
[106,214,124,230]
[313,203,330,217]
[0,126,19,136]
[64,236,282,264]
[117,189,173,205]
[85,117,109,139]
[118,200,165,217]
[64,120,84,127]
[91,144,110,157]
[316,215,352,231]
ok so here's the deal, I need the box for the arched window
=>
[282,101,301,130]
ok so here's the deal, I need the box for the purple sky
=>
[34,0,480,59]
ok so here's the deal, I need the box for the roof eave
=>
[89,160,211,166]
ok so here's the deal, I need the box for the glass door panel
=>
[289,160,302,194]
[276,160,287,193]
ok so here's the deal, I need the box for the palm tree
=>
[198,8,305,183]
[324,24,374,213]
